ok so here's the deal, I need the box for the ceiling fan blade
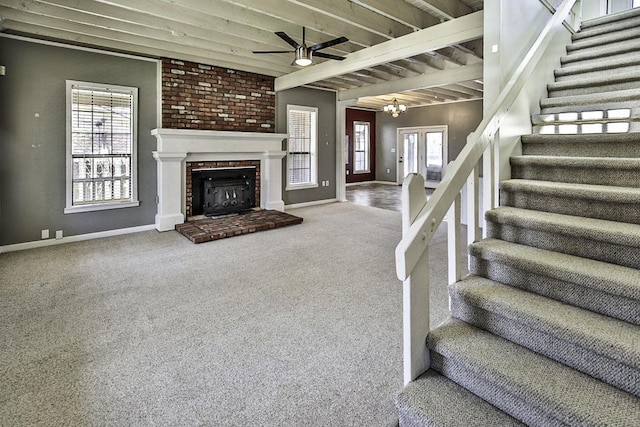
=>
[313,51,346,61]
[252,50,295,54]
[275,31,299,48]
[309,36,349,52]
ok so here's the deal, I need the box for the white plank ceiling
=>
[0,0,484,110]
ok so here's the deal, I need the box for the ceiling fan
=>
[252,27,348,67]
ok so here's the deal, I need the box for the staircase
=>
[396,9,640,426]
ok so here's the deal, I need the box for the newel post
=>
[401,174,431,385]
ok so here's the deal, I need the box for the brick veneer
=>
[175,210,303,244]
[162,58,275,132]
[186,160,261,218]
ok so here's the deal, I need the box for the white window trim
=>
[353,120,371,174]
[286,104,319,191]
[65,80,139,214]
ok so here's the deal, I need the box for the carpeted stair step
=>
[468,238,640,325]
[449,275,640,396]
[485,206,640,269]
[509,155,640,187]
[540,87,640,114]
[568,26,640,53]
[547,70,640,97]
[554,55,640,82]
[500,179,640,224]
[428,318,640,426]
[521,133,640,157]
[560,39,640,67]
[395,370,525,427]
[573,8,640,41]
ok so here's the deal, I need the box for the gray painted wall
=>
[0,37,158,246]
[276,87,337,206]
[376,100,483,182]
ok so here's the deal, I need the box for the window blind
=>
[287,107,317,186]
[70,85,134,206]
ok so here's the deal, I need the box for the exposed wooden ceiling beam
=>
[275,11,483,91]
[457,80,484,91]
[4,0,298,63]
[0,8,297,74]
[407,0,473,21]
[219,0,387,48]
[149,0,357,55]
[448,83,484,97]
[349,0,440,30]
[0,16,292,76]
[428,86,473,100]
[337,62,482,101]
[281,0,414,39]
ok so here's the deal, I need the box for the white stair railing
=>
[395,0,579,386]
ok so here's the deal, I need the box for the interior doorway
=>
[345,108,376,183]
[397,125,448,188]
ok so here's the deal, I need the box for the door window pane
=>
[425,131,444,182]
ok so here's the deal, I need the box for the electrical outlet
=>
[386,168,390,173]
[41,229,49,239]
[325,180,329,186]
[55,230,63,240]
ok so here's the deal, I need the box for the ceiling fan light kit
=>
[384,98,407,118]
[294,46,312,67]
[253,27,348,67]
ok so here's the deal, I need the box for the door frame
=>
[345,108,376,183]
[396,125,449,188]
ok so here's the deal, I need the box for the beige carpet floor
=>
[0,202,454,426]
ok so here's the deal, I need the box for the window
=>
[286,105,318,189]
[65,81,139,213]
[353,121,370,173]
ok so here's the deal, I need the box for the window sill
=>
[64,201,140,214]
[286,183,319,191]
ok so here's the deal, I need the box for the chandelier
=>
[383,98,407,118]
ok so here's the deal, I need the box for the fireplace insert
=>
[191,167,256,216]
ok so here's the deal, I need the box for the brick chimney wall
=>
[162,58,276,132]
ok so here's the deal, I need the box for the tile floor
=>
[346,181,432,212]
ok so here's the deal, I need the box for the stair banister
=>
[395,0,579,385]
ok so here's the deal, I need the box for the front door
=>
[397,126,448,188]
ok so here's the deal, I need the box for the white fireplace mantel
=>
[151,128,287,232]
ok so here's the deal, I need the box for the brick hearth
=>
[175,210,303,244]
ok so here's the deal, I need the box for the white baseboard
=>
[285,198,338,210]
[345,180,398,187]
[0,224,156,254]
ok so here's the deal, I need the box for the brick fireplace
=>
[151,129,287,231]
